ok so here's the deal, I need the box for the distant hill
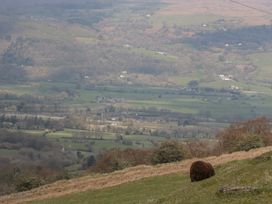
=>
[1,0,272,88]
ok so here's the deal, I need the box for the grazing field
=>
[2,82,272,120]
[4,128,165,155]
[2,80,272,159]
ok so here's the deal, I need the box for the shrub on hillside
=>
[93,148,153,173]
[185,140,218,158]
[151,140,185,164]
[15,176,45,192]
[0,130,77,195]
[233,134,264,152]
[82,155,96,169]
[217,117,272,153]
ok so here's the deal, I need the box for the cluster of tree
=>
[64,116,88,130]
[0,64,26,82]
[90,143,240,174]
[184,25,272,50]
[67,11,109,26]
[0,130,52,151]
[43,0,118,26]
[0,130,78,195]
[0,20,12,37]
[88,85,240,99]
[151,140,186,164]
[92,148,153,173]
[0,115,65,131]
[131,63,174,76]
[217,117,272,153]
[91,140,214,173]
[0,113,90,131]
[0,37,33,81]
[0,162,71,195]
[0,93,45,103]
[2,37,33,66]
[0,93,75,113]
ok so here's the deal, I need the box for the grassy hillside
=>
[32,151,272,204]
[0,146,269,203]
[1,1,272,201]
[1,0,272,107]
[1,0,272,88]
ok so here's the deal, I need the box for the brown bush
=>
[185,140,218,158]
[190,160,215,182]
[92,148,153,173]
[217,117,272,153]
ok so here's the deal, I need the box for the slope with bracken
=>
[1,145,272,204]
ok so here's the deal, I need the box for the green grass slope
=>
[33,152,272,204]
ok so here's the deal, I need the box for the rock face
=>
[190,161,215,182]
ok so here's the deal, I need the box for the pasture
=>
[31,151,272,204]
[2,81,272,120]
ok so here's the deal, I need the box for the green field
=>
[249,52,272,81]
[32,152,272,204]
[2,82,272,120]
[5,128,164,155]
[3,80,272,159]
[0,149,19,157]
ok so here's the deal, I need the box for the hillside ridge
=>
[1,146,272,204]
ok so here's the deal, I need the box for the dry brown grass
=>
[158,0,272,25]
[1,146,272,204]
